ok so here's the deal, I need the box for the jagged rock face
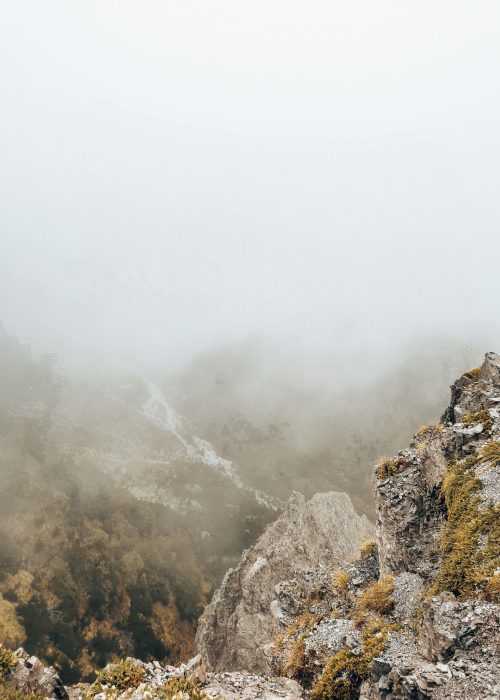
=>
[417,593,500,662]
[375,351,500,581]
[374,446,447,579]
[195,491,374,674]
[358,353,500,699]
[6,648,68,700]
[261,353,500,700]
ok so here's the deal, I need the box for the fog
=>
[2,4,500,677]
[1,1,500,372]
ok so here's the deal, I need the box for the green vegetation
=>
[272,612,322,678]
[481,440,500,468]
[309,627,388,700]
[89,659,145,695]
[0,648,44,700]
[430,455,500,600]
[375,456,399,479]
[463,409,493,433]
[0,330,209,683]
[0,684,45,700]
[0,596,25,650]
[158,677,210,699]
[0,477,206,682]
[0,649,17,681]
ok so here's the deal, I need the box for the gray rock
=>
[195,491,374,674]
[8,648,68,700]
[417,594,500,662]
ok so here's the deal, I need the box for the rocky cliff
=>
[1,353,499,699]
[195,491,375,674]
[265,352,500,699]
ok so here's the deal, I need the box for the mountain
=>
[0,353,500,700]
[0,323,492,691]
[193,352,499,699]
[2,349,493,699]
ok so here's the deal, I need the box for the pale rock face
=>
[375,351,500,581]
[8,648,68,700]
[195,490,374,674]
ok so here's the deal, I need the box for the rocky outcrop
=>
[375,351,500,582]
[250,353,500,700]
[2,647,68,699]
[5,650,305,700]
[195,491,374,674]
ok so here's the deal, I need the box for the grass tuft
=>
[484,573,500,601]
[462,367,481,381]
[88,659,145,696]
[354,576,394,616]
[309,627,388,700]
[157,677,210,699]
[331,569,351,595]
[0,650,17,681]
[375,456,398,480]
[360,541,377,558]
[273,612,321,678]
[481,440,500,468]
[415,424,444,439]
[430,455,500,600]
[462,409,493,433]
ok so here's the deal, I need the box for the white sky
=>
[1,1,499,369]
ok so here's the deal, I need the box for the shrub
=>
[0,649,17,681]
[157,677,209,699]
[309,629,388,700]
[0,650,44,700]
[0,682,45,700]
[89,659,145,695]
[355,576,394,616]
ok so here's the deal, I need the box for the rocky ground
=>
[1,353,499,699]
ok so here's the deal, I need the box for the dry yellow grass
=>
[360,541,377,558]
[331,569,350,595]
[272,612,321,678]
[355,576,394,616]
[484,573,500,602]
[481,440,500,468]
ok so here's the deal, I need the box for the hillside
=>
[0,352,499,698]
[0,325,487,686]
[1,352,498,698]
